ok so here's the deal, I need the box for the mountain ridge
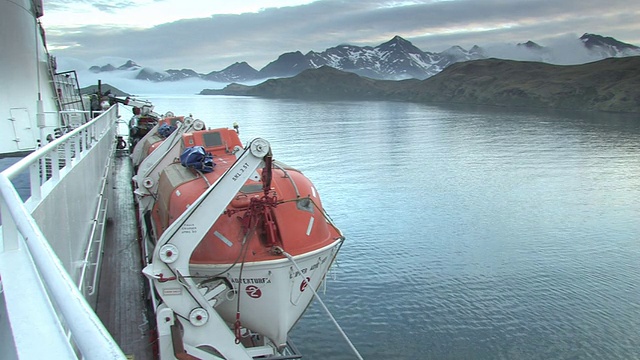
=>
[200,56,640,113]
[88,33,640,83]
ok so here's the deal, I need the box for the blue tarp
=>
[158,124,177,138]
[180,146,215,173]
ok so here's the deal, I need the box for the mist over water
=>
[56,57,236,95]
[134,96,640,360]
[481,34,605,65]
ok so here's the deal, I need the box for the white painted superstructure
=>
[0,0,82,155]
[0,1,125,357]
[0,106,126,359]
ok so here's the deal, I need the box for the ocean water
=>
[139,96,640,359]
[0,95,640,359]
[4,95,639,359]
[0,157,30,201]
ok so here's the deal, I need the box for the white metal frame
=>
[142,138,271,359]
[0,106,126,359]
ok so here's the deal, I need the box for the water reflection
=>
[143,96,640,360]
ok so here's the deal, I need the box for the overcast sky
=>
[42,0,640,73]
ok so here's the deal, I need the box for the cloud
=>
[46,0,640,73]
[90,1,140,13]
[46,0,141,12]
[537,34,603,65]
[55,56,265,95]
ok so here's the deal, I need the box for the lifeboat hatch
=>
[202,131,222,148]
[296,197,315,214]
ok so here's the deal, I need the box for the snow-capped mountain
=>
[305,35,442,79]
[89,60,141,73]
[203,62,259,82]
[117,60,141,71]
[136,67,168,81]
[89,64,116,73]
[431,45,484,74]
[164,69,202,81]
[256,35,481,80]
[517,41,544,50]
[257,52,310,79]
[580,33,640,57]
[86,33,640,84]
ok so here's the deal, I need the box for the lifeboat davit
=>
[130,114,185,168]
[141,116,184,156]
[134,120,344,358]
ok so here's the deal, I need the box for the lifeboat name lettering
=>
[230,277,270,284]
[290,256,327,279]
[232,162,250,181]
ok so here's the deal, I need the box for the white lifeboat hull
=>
[190,240,342,348]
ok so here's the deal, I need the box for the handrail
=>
[0,106,126,359]
[77,151,112,296]
[88,196,108,296]
[2,109,109,180]
[273,162,301,198]
[0,175,125,359]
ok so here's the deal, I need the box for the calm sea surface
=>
[138,95,640,360]
[5,95,634,359]
[2,95,637,359]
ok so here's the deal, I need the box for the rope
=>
[276,247,364,360]
[234,222,255,344]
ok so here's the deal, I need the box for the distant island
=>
[201,56,640,113]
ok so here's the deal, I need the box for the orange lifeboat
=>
[140,116,184,157]
[130,115,188,169]
[137,123,344,356]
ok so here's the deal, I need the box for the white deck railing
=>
[0,106,126,359]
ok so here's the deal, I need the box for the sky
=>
[42,0,640,74]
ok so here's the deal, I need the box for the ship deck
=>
[96,150,155,360]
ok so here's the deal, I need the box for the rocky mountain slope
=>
[406,56,640,112]
[203,66,420,100]
[88,33,640,83]
[202,56,640,113]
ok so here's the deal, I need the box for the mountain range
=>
[202,56,640,113]
[89,33,640,82]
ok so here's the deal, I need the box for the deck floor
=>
[96,151,155,360]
